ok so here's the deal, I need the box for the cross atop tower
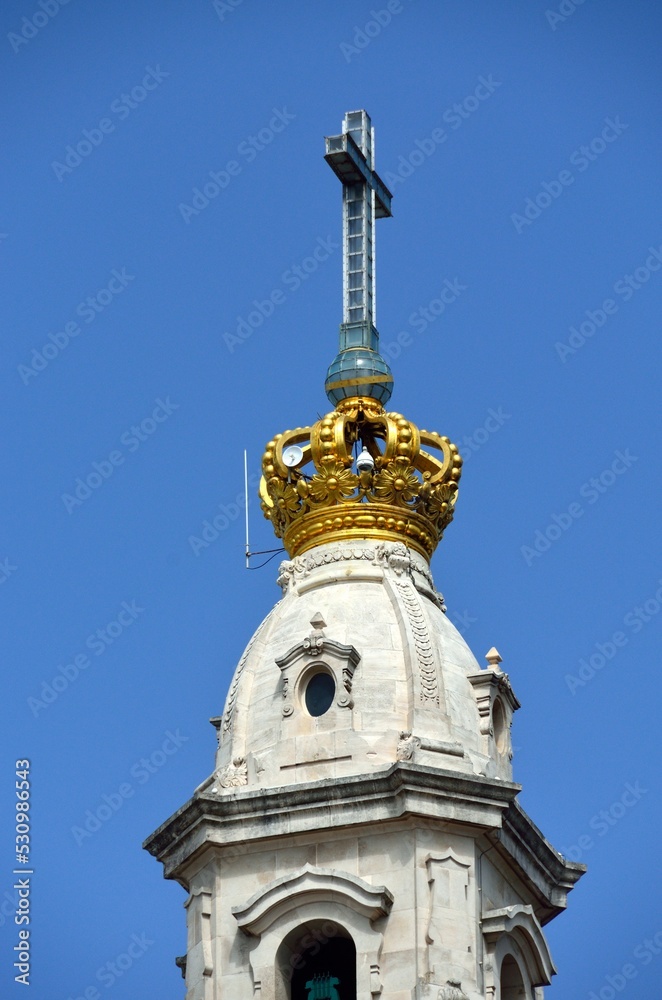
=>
[324,110,394,406]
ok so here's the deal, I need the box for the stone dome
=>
[211,540,518,793]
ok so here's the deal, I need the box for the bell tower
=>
[144,111,584,1000]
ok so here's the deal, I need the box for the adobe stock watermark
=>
[459,407,511,461]
[8,0,73,54]
[18,267,135,385]
[189,474,260,555]
[449,609,477,636]
[60,397,179,513]
[339,0,413,62]
[565,578,662,694]
[555,243,662,362]
[587,928,662,1000]
[179,107,295,223]
[384,76,501,191]
[520,448,637,566]
[51,67,169,181]
[511,116,628,234]
[223,236,338,352]
[212,0,245,21]
[71,730,188,846]
[546,0,591,31]
[379,279,468,362]
[0,558,17,584]
[561,779,648,863]
[64,931,155,999]
[27,600,144,717]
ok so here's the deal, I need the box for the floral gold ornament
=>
[260,397,462,561]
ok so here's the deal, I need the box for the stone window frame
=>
[276,636,361,719]
[232,864,393,1000]
[482,904,555,998]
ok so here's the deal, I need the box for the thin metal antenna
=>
[244,450,286,569]
[244,449,250,569]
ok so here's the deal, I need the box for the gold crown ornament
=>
[260,397,462,561]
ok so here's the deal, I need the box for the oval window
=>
[304,672,335,717]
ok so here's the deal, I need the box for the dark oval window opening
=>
[305,672,335,717]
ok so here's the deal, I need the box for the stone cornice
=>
[484,798,586,925]
[143,762,517,872]
[142,762,583,922]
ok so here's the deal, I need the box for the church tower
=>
[144,111,584,1000]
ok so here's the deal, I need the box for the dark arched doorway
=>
[501,953,526,999]
[277,922,356,1000]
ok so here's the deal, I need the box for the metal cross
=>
[325,110,392,351]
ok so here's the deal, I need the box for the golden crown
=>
[260,396,462,561]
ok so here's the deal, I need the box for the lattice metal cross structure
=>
[324,110,393,352]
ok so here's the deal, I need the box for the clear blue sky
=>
[2,1,661,997]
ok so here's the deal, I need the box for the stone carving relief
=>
[437,982,468,1000]
[397,732,421,761]
[213,757,248,790]
[277,541,448,613]
[303,612,326,655]
[277,547,376,594]
[376,541,411,576]
[396,579,439,705]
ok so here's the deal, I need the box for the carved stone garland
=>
[395,579,438,705]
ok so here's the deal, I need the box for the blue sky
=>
[2,1,661,997]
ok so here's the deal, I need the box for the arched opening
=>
[492,697,507,754]
[276,921,356,1000]
[500,953,526,999]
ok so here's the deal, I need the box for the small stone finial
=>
[303,615,326,656]
[485,647,503,668]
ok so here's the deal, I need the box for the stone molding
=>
[275,540,447,610]
[232,863,393,936]
[184,886,213,980]
[397,732,464,762]
[468,668,520,735]
[143,764,582,928]
[482,903,556,987]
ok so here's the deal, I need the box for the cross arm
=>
[324,132,393,218]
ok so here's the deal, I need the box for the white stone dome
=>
[211,540,516,793]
